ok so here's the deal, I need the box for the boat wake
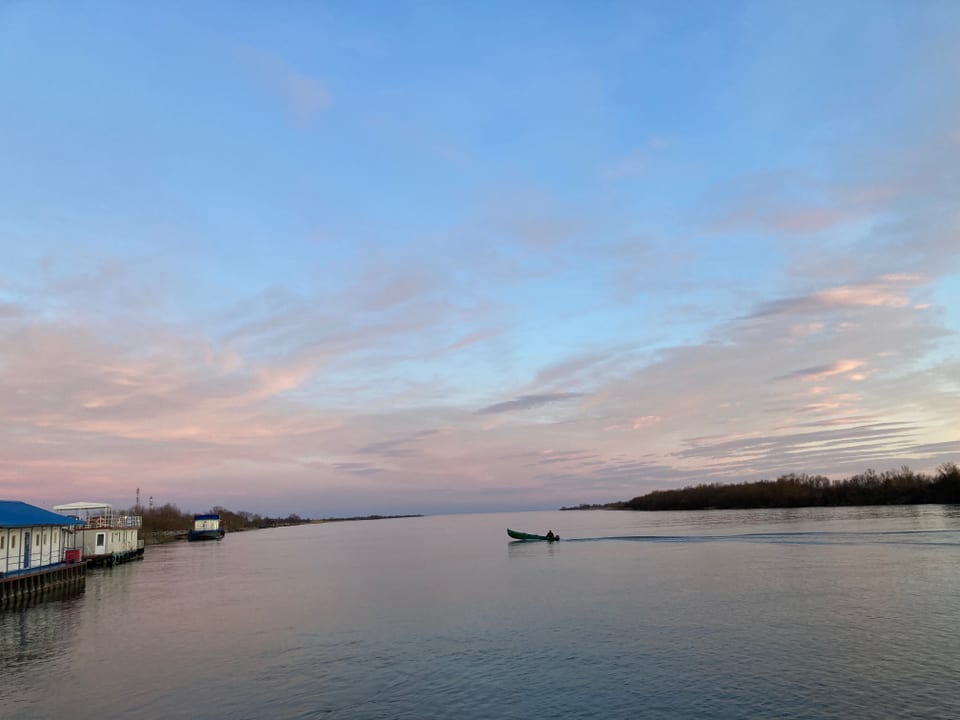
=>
[560,529,960,547]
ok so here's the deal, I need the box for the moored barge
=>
[187,513,225,541]
[53,502,144,567]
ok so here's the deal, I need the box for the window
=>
[1,535,4,550]
[11,535,16,549]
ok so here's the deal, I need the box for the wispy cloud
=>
[778,359,866,382]
[441,329,500,354]
[480,191,581,250]
[600,136,670,181]
[749,275,926,319]
[476,393,584,415]
[329,461,383,476]
[0,302,23,318]
[249,51,330,126]
[814,275,921,308]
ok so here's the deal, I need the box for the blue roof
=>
[0,501,85,528]
[194,514,220,520]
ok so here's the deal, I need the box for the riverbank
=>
[143,530,188,545]
[571,463,960,512]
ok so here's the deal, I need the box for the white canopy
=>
[53,501,113,511]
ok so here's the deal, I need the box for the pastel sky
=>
[2,2,958,517]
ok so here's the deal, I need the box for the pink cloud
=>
[255,357,321,398]
[787,359,866,383]
[751,274,928,321]
[790,322,824,336]
[442,329,500,353]
[814,276,922,308]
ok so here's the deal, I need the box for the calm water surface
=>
[3,506,960,719]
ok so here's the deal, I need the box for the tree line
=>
[571,463,960,511]
[130,503,310,534]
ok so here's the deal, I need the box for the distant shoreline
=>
[143,513,423,545]
[561,463,960,512]
[311,514,423,523]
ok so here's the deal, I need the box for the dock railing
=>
[2,544,82,576]
[78,513,142,530]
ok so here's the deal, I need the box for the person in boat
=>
[545,530,556,540]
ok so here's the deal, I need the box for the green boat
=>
[507,528,560,542]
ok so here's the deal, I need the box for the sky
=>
[1,1,958,517]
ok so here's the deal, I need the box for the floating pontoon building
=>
[1,500,86,606]
[53,502,144,567]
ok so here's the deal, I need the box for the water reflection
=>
[0,583,85,613]
[507,539,562,558]
[0,589,84,672]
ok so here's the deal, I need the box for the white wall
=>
[0,526,71,574]
[79,527,141,556]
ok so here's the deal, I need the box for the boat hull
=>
[187,529,225,541]
[507,528,559,542]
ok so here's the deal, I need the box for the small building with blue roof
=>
[1,500,85,577]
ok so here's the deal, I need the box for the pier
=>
[0,562,86,608]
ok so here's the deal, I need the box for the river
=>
[3,505,959,719]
